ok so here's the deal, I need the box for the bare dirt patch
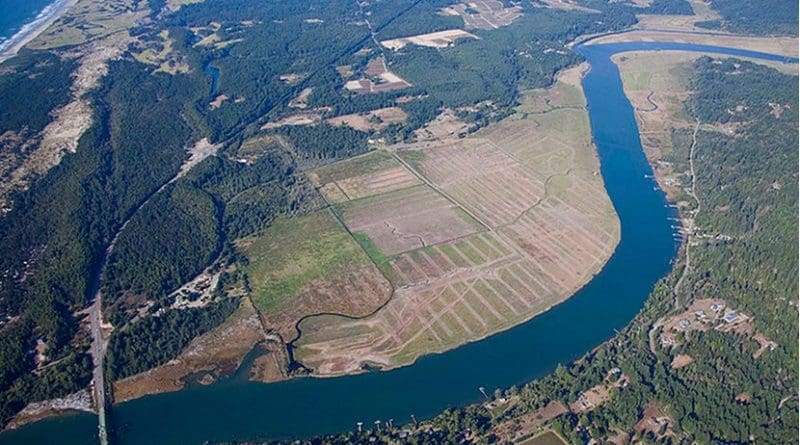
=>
[261,110,324,129]
[635,404,673,438]
[670,354,694,369]
[570,384,611,413]
[326,107,407,132]
[209,94,229,109]
[494,400,569,442]
[176,137,221,179]
[381,29,478,50]
[413,108,471,141]
[288,87,314,109]
[279,73,305,85]
[344,57,411,94]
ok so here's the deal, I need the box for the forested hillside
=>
[697,0,798,36]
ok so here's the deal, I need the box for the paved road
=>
[89,294,109,445]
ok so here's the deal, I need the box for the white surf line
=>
[0,0,80,64]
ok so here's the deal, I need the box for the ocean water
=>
[0,0,56,44]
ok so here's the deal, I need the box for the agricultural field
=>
[292,65,620,375]
[237,210,392,341]
[440,0,523,30]
[309,150,421,204]
[381,29,479,50]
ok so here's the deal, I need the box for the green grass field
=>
[240,210,372,312]
[311,150,397,184]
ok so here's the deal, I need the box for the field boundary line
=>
[390,151,493,232]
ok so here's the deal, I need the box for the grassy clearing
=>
[311,150,396,185]
[237,135,286,162]
[351,231,397,282]
[30,0,148,50]
[397,149,427,172]
[240,210,371,312]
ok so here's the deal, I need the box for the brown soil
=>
[635,404,672,437]
[326,107,407,131]
[670,354,694,369]
[493,400,568,442]
[381,29,478,50]
[344,57,410,94]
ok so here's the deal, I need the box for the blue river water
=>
[0,0,55,45]
[0,42,795,445]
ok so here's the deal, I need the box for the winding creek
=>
[1,42,796,445]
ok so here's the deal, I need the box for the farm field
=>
[237,210,392,341]
[291,64,620,375]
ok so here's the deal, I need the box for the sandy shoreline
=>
[0,0,79,64]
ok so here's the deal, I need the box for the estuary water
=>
[0,42,795,445]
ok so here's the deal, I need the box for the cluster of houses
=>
[659,298,777,358]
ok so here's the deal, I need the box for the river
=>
[0,42,795,445]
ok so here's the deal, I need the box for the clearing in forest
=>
[344,57,411,94]
[440,0,523,30]
[326,107,407,131]
[380,29,478,50]
[291,64,620,375]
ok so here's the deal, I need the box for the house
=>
[723,311,741,323]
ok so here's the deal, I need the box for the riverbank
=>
[0,0,79,64]
[4,390,93,431]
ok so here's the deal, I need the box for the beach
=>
[0,0,79,64]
